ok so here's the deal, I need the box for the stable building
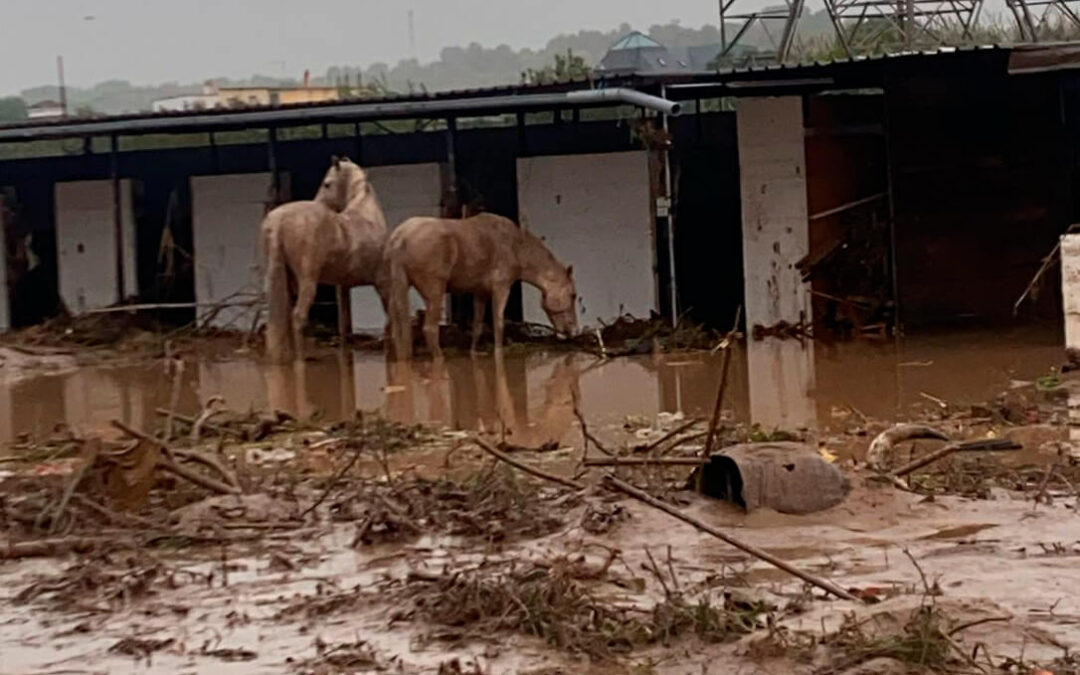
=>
[0,43,1079,343]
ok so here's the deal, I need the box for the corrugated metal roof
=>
[712,43,1006,77]
[0,42,1075,143]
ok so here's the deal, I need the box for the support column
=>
[737,96,816,432]
[736,96,811,331]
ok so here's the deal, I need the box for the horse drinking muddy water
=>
[380,213,578,360]
[260,157,388,363]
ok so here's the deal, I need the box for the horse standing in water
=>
[380,213,578,360]
[260,157,387,362]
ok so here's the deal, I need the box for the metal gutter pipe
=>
[0,88,681,142]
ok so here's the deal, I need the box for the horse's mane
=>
[338,159,387,228]
[518,226,561,268]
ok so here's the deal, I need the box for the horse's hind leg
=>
[417,284,446,360]
[470,295,487,354]
[291,278,318,362]
[491,283,511,354]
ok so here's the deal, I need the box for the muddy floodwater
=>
[0,326,1064,447]
[3,324,1080,674]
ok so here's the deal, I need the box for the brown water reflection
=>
[0,327,1066,446]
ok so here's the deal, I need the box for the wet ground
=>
[0,326,1065,450]
[2,325,1078,674]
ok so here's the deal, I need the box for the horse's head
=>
[541,264,578,338]
[315,156,371,211]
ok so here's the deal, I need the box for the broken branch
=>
[603,474,861,603]
[472,436,585,491]
[890,438,1022,478]
[109,420,241,495]
[585,457,706,467]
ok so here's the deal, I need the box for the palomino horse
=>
[260,157,387,362]
[380,213,578,360]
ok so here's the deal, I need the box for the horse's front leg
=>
[491,283,511,354]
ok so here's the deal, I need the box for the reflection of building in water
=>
[2,366,170,443]
[746,338,816,431]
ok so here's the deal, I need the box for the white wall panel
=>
[517,151,653,329]
[55,180,136,313]
[191,173,272,328]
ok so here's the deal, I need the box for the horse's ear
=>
[566,265,574,278]
[331,155,341,169]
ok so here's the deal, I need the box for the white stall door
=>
[191,173,273,329]
[55,180,136,314]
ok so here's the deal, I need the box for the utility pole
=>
[408,9,418,61]
[57,56,68,117]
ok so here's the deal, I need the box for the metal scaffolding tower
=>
[1006,0,1080,41]
[717,0,805,63]
[823,0,984,56]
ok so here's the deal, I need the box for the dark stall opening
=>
[131,175,196,325]
[3,183,62,328]
[671,111,744,331]
[804,93,893,339]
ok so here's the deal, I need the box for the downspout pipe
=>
[567,88,683,116]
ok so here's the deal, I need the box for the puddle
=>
[0,325,1065,448]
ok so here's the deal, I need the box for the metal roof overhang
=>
[1007,43,1080,74]
[0,87,680,143]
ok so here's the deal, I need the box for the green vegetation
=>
[0,97,27,123]
[522,49,592,85]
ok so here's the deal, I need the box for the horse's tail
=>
[385,240,413,362]
[262,214,291,363]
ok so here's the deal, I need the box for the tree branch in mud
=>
[584,457,706,467]
[300,439,366,519]
[704,305,742,458]
[109,420,241,495]
[890,438,1021,479]
[571,387,614,457]
[638,417,702,455]
[43,438,100,534]
[603,474,861,603]
[472,436,585,491]
[1,536,132,560]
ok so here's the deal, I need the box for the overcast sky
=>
[0,0,771,96]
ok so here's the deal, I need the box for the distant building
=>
[152,73,340,112]
[152,83,219,112]
[596,30,756,76]
[25,100,64,120]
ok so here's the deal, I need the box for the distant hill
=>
[17,14,838,115]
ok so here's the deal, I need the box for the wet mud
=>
[1,324,1078,674]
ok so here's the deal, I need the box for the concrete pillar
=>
[736,96,811,330]
[737,96,815,432]
[1062,233,1080,365]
